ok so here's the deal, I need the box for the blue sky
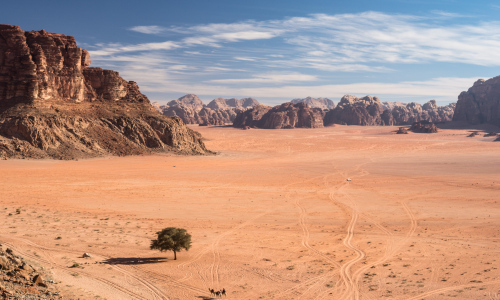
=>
[2,0,500,105]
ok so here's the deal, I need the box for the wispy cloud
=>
[89,11,499,103]
[129,25,165,35]
[208,72,318,84]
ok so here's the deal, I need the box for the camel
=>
[221,288,226,297]
[208,288,215,297]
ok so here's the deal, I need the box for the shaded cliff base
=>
[0,100,212,160]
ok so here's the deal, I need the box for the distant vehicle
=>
[346,178,352,181]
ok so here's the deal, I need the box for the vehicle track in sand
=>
[406,279,500,300]
[1,240,161,300]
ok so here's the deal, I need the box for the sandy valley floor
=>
[0,125,499,299]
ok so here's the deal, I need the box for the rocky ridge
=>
[453,77,500,126]
[233,102,324,129]
[0,25,210,159]
[233,95,456,130]
[290,97,335,110]
[156,95,260,125]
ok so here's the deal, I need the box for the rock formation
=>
[409,121,437,133]
[232,104,272,128]
[324,95,386,126]
[290,97,335,110]
[453,77,500,126]
[233,102,324,129]
[0,246,62,298]
[389,101,455,125]
[324,96,455,127]
[0,25,210,159]
[158,95,260,125]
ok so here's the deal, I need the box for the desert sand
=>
[1,125,499,299]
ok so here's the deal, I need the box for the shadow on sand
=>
[195,297,218,300]
[103,257,167,265]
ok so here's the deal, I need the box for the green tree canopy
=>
[150,227,192,260]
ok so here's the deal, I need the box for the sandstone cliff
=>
[291,97,335,110]
[324,95,385,126]
[158,95,259,125]
[324,96,455,126]
[233,102,324,129]
[453,77,500,126]
[0,25,210,159]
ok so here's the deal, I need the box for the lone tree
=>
[150,227,192,260]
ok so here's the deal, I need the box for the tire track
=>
[406,279,500,300]
[2,241,153,300]
[1,237,169,300]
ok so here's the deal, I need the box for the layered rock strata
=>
[453,77,500,126]
[0,25,210,159]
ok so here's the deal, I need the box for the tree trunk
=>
[174,250,177,260]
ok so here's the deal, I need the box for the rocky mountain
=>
[290,97,335,110]
[324,95,455,126]
[387,100,455,125]
[206,97,258,110]
[0,24,210,159]
[453,77,500,126]
[157,95,260,125]
[233,102,324,129]
[324,95,386,126]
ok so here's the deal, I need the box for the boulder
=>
[409,121,437,133]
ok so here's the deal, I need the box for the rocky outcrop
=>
[324,95,386,126]
[232,104,272,128]
[158,95,259,125]
[390,101,455,125]
[0,246,62,298]
[233,102,324,129]
[0,25,210,159]
[410,120,437,133]
[396,127,408,134]
[453,77,500,126]
[324,95,455,126]
[290,97,335,110]
[206,97,258,110]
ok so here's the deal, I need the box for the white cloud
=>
[233,57,257,61]
[129,25,165,34]
[208,72,318,84]
[140,77,481,102]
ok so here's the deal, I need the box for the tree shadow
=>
[103,257,167,265]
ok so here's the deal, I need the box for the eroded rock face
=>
[410,120,437,133]
[324,95,385,126]
[291,97,335,110]
[233,104,272,128]
[233,102,324,129]
[453,77,500,126]
[0,25,210,159]
[390,100,455,125]
[324,96,455,126]
[158,95,259,125]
